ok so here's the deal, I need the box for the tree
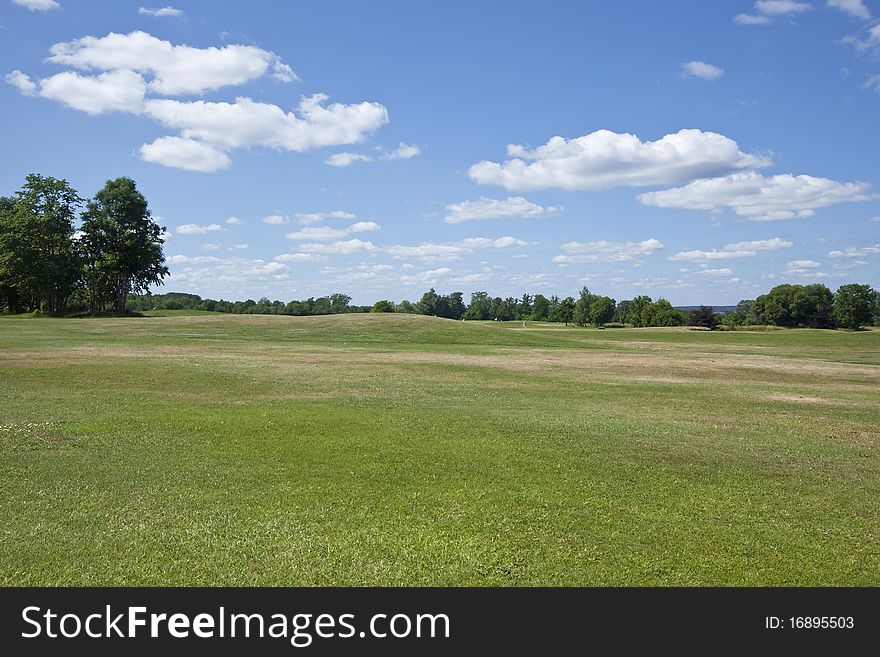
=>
[833,284,875,330]
[531,294,550,321]
[589,296,616,326]
[80,178,168,313]
[0,174,82,315]
[573,287,594,327]
[417,288,440,315]
[689,305,718,330]
[371,299,394,313]
[550,296,575,325]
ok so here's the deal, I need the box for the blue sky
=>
[2,0,879,305]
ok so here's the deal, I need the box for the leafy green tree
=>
[589,296,615,326]
[550,296,575,325]
[573,287,595,327]
[833,284,875,330]
[80,177,168,313]
[0,175,82,315]
[464,291,491,320]
[371,299,394,313]
[395,299,415,313]
[417,288,440,315]
[531,294,550,321]
[689,305,718,330]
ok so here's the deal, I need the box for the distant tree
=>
[689,305,718,330]
[329,293,352,314]
[573,287,594,327]
[80,177,168,313]
[446,291,466,319]
[0,174,82,315]
[531,294,550,321]
[833,284,875,330]
[371,299,394,313]
[550,296,575,325]
[395,299,415,314]
[589,296,616,326]
[417,288,440,315]
[464,291,491,320]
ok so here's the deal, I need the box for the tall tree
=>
[0,175,82,315]
[833,284,875,330]
[80,178,168,313]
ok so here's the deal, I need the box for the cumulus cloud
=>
[296,239,378,255]
[469,129,769,192]
[828,0,871,19]
[828,244,880,257]
[261,214,288,225]
[5,70,37,95]
[786,259,821,272]
[325,152,373,167]
[444,196,562,224]
[8,31,389,171]
[144,94,388,152]
[138,6,183,18]
[286,220,380,241]
[381,142,421,160]
[273,252,324,262]
[176,223,223,235]
[226,216,242,225]
[139,136,231,172]
[294,210,357,225]
[552,239,663,264]
[736,0,812,24]
[681,61,724,80]
[843,23,880,53]
[11,0,59,10]
[46,31,296,95]
[387,236,529,262]
[38,69,146,115]
[669,237,793,261]
[638,172,875,220]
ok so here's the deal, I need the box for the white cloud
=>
[862,74,880,94]
[5,70,37,95]
[828,0,871,19]
[469,129,769,191]
[387,236,529,262]
[381,142,421,160]
[735,13,773,24]
[285,226,350,241]
[325,152,373,167]
[756,0,812,15]
[11,0,59,10]
[201,243,220,251]
[261,214,288,225]
[273,252,323,262]
[176,223,222,235]
[230,243,249,250]
[138,6,183,18]
[681,61,724,81]
[843,23,880,53]
[444,196,562,224]
[294,210,356,224]
[638,172,875,220]
[736,0,812,24]
[349,221,381,233]
[691,267,734,277]
[461,236,528,248]
[139,136,231,172]
[786,259,820,269]
[297,239,378,255]
[166,254,222,264]
[46,31,296,95]
[226,216,242,225]
[38,70,146,115]
[552,238,663,264]
[828,244,880,257]
[669,237,793,261]
[145,94,388,152]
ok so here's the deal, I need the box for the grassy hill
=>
[1,314,878,585]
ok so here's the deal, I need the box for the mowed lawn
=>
[1,313,878,586]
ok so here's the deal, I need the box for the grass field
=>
[1,313,878,586]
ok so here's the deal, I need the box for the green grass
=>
[1,313,878,585]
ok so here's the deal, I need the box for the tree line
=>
[2,173,877,329]
[0,174,168,315]
[122,283,880,330]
